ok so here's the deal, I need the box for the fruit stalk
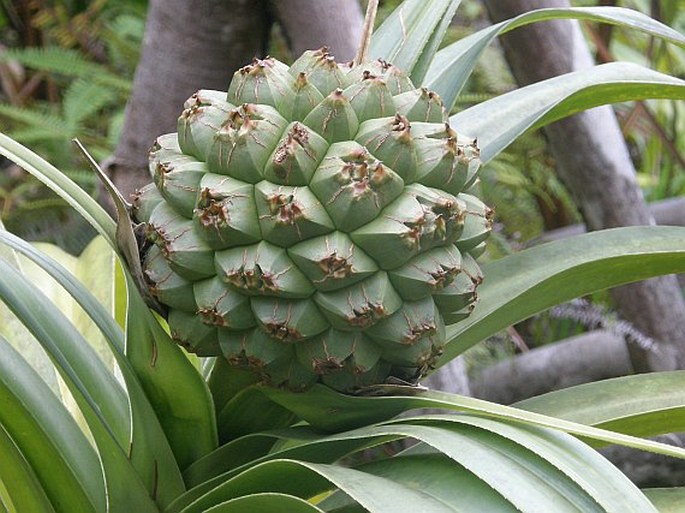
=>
[355,0,380,66]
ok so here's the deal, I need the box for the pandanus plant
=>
[1,1,685,511]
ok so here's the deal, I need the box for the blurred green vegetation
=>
[0,0,145,252]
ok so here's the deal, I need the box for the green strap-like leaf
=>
[370,0,460,80]
[215,387,294,444]
[208,358,261,413]
[425,6,685,112]
[0,232,124,353]
[443,226,685,362]
[179,459,454,513]
[178,419,656,513]
[379,424,599,513]
[0,336,100,513]
[342,451,515,512]
[264,384,685,461]
[516,372,685,441]
[642,488,685,512]
[0,149,221,477]
[209,358,293,444]
[390,416,654,512]
[0,258,129,447]
[182,434,288,488]
[0,423,56,513]
[0,134,217,481]
[124,286,219,470]
[0,259,159,512]
[406,1,461,85]
[450,62,685,162]
[0,232,188,509]
[0,132,116,246]
[170,429,395,513]
[204,493,324,513]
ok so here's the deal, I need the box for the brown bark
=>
[483,0,685,371]
[533,197,685,244]
[108,0,364,202]
[272,0,363,61]
[109,0,271,199]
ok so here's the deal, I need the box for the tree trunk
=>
[108,0,364,201]
[471,331,632,404]
[272,0,363,61]
[534,197,685,244]
[424,356,471,395]
[108,0,271,199]
[482,0,685,371]
[600,435,685,488]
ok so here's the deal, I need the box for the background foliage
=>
[0,0,144,252]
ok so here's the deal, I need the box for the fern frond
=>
[1,47,131,92]
[453,92,496,106]
[487,161,528,188]
[13,197,69,211]
[103,14,145,66]
[4,127,70,144]
[63,79,117,127]
[551,299,657,353]
[60,168,98,187]
[0,103,72,136]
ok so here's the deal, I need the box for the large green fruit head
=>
[133,48,492,392]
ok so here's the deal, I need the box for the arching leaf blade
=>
[450,63,685,162]
[368,424,598,513]
[215,387,293,444]
[179,459,454,513]
[0,336,101,513]
[181,419,656,513]
[0,258,129,448]
[0,132,116,246]
[370,0,459,76]
[0,423,57,513]
[0,231,187,509]
[264,384,685,460]
[426,6,685,111]
[205,493,324,513]
[0,259,159,512]
[516,372,685,441]
[347,452,516,512]
[642,488,685,512]
[124,285,219,470]
[182,433,286,489]
[13,235,124,354]
[408,1,461,85]
[391,416,654,512]
[442,226,685,362]
[168,429,395,513]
